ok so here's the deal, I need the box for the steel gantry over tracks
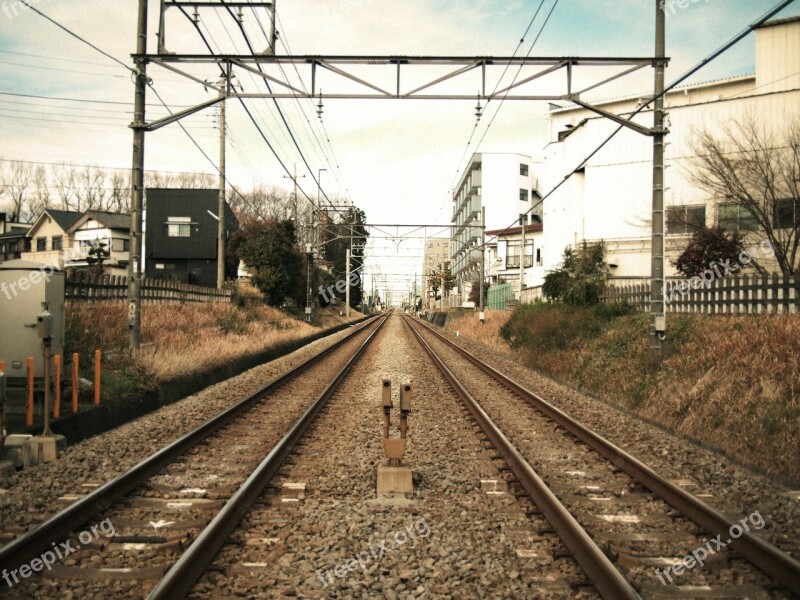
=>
[126,0,671,349]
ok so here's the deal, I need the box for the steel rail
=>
[0,314,381,573]
[403,317,640,600]
[410,316,800,596]
[148,314,389,599]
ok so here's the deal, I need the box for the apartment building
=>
[451,153,540,297]
[540,16,800,278]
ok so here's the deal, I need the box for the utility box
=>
[0,260,65,379]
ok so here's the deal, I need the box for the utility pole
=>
[345,248,351,318]
[283,164,305,244]
[216,81,226,289]
[479,207,485,324]
[519,214,526,297]
[128,0,148,350]
[650,0,667,356]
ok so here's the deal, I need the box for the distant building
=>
[65,211,131,276]
[21,209,82,268]
[0,212,30,263]
[486,223,545,290]
[540,16,800,278]
[144,189,238,287]
[422,237,450,308]
[450,153,540,298]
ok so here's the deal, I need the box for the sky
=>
[1,0,798,301]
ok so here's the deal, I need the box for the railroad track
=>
[0,314,387,599]
[403,314,800,599]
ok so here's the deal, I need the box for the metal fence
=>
[487,283,515,310]
[65,270,233,303]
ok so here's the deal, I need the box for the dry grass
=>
[66,301,360,384]
[451,303,800,484]
[443,309,514,354]
[642,315,800,482]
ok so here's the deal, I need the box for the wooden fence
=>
[65,271,233,303]
[603,274,800,315]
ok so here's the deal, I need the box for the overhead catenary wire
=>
[475,0,796,253]
[446,0,551,195]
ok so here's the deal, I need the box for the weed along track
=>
[404,314,800,598]
[2,310,799,598]
[0,316,386,598]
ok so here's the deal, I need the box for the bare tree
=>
[687,115,800,276]
[108,170,130,213]
[81,166,109,211]
[231,184,293,222]
[4,161,34,222]
[52,164,80,211]
[27,165,53,217]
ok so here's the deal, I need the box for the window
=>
[773,198,799,230]
[52,236,63,251]
[519,188,529,202]
[506,243,520,268]
[520,164,529,177]
[718,203,758,232]
[666,205,706,235]
[536,248,542,266]
[112,238,130,252]
[165,216,192,238]
[36,237,46,251]
[519,214,528,226]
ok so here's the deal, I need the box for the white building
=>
[540,16,800,279]
[65,211,131,276]
[486,223,545,290]
[451,153,541,297]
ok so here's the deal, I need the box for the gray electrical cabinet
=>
[0,260,65,379]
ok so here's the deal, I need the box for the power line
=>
[478,0,796,253]
[17,0,137,75]
[447,0,550,194]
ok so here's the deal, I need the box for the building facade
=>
[144,189,238,287]
[0,213,30,263]
[65,211,131,276]
[21,209,82,268]
[540,16,800,279]
[422,237,450,308]
[486,224,545,290]
[451,153,540,299]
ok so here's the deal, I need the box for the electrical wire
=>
[447,0,551,195]
[474,0,796,254]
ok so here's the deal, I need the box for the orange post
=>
[93,350,101,406]
[53,355,61,419]
[26,357,34,426]
[72,353,79,413]
[0,360,5,373]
